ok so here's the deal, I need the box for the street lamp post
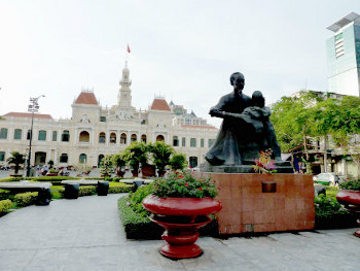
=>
[26,95,45,177]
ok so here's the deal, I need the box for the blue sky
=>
[0,0,359,127]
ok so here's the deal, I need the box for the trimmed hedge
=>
[109,182,132,194]
[314,194,357,229]
[0,199,13,215]
[13,192,38,207]
[79,186,97,197]
[0,189,11,200]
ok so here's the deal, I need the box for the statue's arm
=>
[209,96,228,118]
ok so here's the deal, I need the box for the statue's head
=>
[252,91,265,107]
[230,72,245,94]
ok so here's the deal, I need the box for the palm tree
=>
[150,141,174,177]
[7,151,25,175]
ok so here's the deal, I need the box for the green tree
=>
[99,155,113,177]
[270,91,319,157]
[169,153,188,170]
[7,151,25,174]
[122,141,149,176]
[149,141,174,176]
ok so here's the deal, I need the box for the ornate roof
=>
[150,98,171,111]
[74,91,98,105]
[3,112,53,119]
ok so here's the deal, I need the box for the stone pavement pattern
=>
[0,194,359,271]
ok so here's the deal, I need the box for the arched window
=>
[79,153,87,164]
[61,130,70,142]
[79,131,90,142]
[110,132,116,143]
[131,134,137,142]
[38,130,47,141]
[14,129,22,140]
[141,134,147,143]
[120,133,127,144]
[173,136,179,147]
[156,135,164,142]
[98,154,104,167]
[99,132,106,143]
[59,153,68,163]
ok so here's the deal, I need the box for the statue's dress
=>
[205,92,251,166]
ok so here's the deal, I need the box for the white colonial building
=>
[0,64,218,169]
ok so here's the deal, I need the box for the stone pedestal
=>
[198,173,315,235]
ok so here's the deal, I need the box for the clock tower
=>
[118,61,132,107]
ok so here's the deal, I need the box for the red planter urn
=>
[143,195,222,259]
[336,190,360,238]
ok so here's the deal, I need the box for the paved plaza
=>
[0,193,359,271]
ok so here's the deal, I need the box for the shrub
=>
[78,186,96,197]
[314,194,356,229]
[118,196,163,240]
[128,183,154,217]
[0,189,11,200]
[108,182,132,194]
[13,192,38,207]
[0,199,13,214]
[51,186,64,199]
[339,179,360,191]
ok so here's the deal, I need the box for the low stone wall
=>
[198,173,315,235]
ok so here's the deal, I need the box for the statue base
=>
[195,172,315,235]
[200,161,294,173]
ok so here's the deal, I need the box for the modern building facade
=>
[0,63,218,169]
[326,12,360,97]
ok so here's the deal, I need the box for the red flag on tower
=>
[127,44,131,53]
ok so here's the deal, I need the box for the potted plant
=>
[169,153,188,171]
[142,170,221,259]
[150,141,174,177]
[111,153,126,177]
[123,142,149,177]
[7,151,25,177]
[99,155,113,177]
[336,179,360,237]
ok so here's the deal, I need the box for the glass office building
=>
[326,12,360,97]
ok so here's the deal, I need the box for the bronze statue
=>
[205,73,281,166]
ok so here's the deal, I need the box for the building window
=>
[131,134,137,142]
[141,134,147,143]
[38,130,47,141]
[208,139,215,148]
[110,132,116,143]
[120,133,127,144]
[27,130,31,140]
[335,32,344,58]
[0,128,8,139]
[59,153,68,163]
[200,138,204,148]
[79,131,90,142]
[14,129,22,140]
[190,138,196,147]
[52,131,57,141]
[156,135,164,141]
[0,151,5,162]
[173,136,179,147]
[99,132,106,143]
[98,154,104,167]
[79,153,87,164]
[189,156,198,168]
[182,137,186,147]
[100,116,106,122]
[61,130,70,142]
